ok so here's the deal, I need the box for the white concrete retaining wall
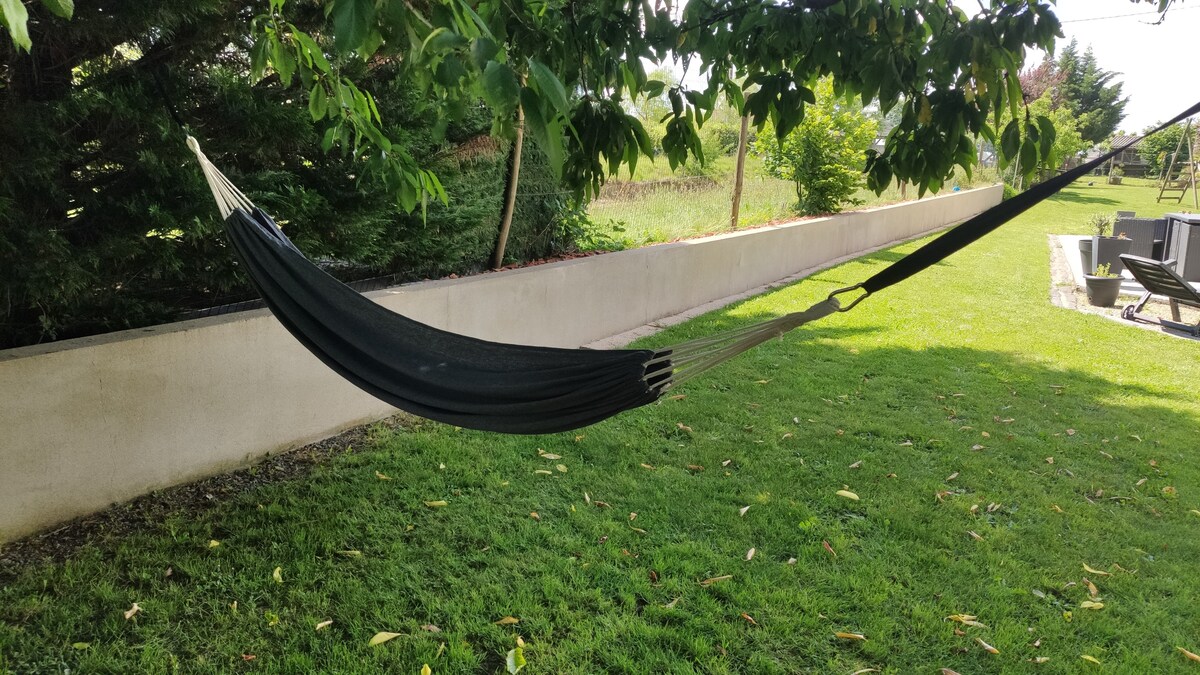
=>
[0,185,1002,541]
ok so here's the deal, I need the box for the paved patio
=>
[1050,235,1200,341]
[1054,234,1200,296]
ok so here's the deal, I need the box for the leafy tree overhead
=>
[0,1,1187,205]
[235,0,1193,203]
[254,0,1064,199]
[754,79,877,216]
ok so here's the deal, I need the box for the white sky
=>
[1032,0,1200,133]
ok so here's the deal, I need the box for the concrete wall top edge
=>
[0,185,1001,364]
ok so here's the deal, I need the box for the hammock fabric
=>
[187,100,1200,435]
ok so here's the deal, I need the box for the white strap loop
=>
[186,136,256,219]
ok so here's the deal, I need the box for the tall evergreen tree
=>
[0,1,569,349]
[1055,39,1129,145]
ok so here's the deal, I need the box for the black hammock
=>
[186,101,1200,435]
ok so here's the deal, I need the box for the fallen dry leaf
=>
[900,440,914,446]
[1051,504,1064,513]
[1177,647,1200,663]
[740,612,758,625]
[494,616,520,625]
[1136,478,1148,487]
[1191,510,1200,517]
[421,664,432,675]
[676,422,693,433]
[369,632,403,646]
[835,632,867,641]
[1100,451,1114,459]
[375,471,391,480]
[540,452,562,460]
[533,470,553,476]
[664,597,681,609]
[1080,654,1101,665]
[823,540,837,558]
[421,624,441,633]
[1030,656,1050,664]
[529,511,540,521]
[946,472,959,481]
[975,637,999,654]
[594,500,610,508]
[700,574,733,586]
[1080,601,1104,610]
[972,444,986,451]
[739,505,751,517]
[849,460,863,469]
[940,670,962,675]
[315,620,333,631]
[243,654,257,661]
[208,540,220,549]
[1084,578,1100,598]
[640,463,655,470]
[629,512,638,521]
[745,548,756,561]
[424,500,448,508]
[836,489,860,501]
[556,464,568,473]
[123,602,142,621]
[1045,457,1054,464]
[1083,563,1112,577]
[1163,486,1178,496]
[1067,429,1076,436]
[786,557,797,565]
[272,567,283,584]
[338,550,363,557]
[687,464,705,472]
[630,526,648,534]
[968,531,984,541]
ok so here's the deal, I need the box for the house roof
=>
[1110,134,1140,149]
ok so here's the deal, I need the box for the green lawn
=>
[586,157,1000,248]
[3,180,1200,673]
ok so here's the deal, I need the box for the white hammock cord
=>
[186,136,256,219]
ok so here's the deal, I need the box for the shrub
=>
[753,79,877,216]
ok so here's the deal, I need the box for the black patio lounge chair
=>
[1119,254,1200,336]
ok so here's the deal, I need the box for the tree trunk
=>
[729,114,750,229]
[491,105,525,270]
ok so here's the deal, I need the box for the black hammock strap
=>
[186,100,1199,434]
[853,99,1200,301]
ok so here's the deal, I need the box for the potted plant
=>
[1108,164,1124,185]
[1085,263,1124,307]
[1089,214,1133,275]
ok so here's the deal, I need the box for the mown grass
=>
[3,180,1200,674]
[586,156,999,248]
